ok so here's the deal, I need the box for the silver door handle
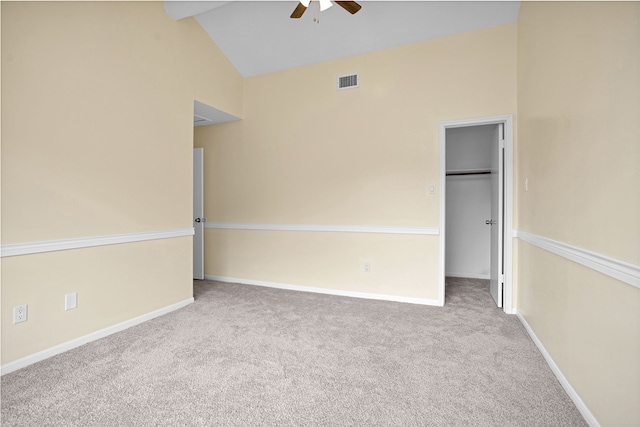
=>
[486,220,496,225]
[195,217,207,223]
[195,218,201,223]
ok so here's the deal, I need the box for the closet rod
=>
[446,171,491,176]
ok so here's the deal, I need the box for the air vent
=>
[337,73,359,90]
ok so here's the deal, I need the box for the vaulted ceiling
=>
[165,1,521,78]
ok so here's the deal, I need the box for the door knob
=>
[485,220,496,225]
[195,218,201,223]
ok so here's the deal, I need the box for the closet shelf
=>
[446,169,492,176]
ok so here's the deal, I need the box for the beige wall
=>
[195,23,517,300]
[2,239,192,360]
[518,2,639,263]
[1,2,242,364]
[517,2,639,425]
[3,2,637,423]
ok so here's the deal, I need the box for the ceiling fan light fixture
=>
[290,0,360,20]
[319,0,333,12]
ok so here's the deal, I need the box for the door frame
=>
[438,115,514,314]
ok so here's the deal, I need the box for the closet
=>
[445,125,498,280]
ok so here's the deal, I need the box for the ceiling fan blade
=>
[290,2,307,18]
[335,1,362,14]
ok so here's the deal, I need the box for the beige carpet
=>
[1,277,586,426]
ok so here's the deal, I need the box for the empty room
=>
[1,1,638,426]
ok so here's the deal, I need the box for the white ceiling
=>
[166,1,520,78]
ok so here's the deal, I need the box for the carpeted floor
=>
[1,278,586,426]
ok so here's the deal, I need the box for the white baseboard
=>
[445,273,490,280]
[1,298,194,376]
[205,275,442,307]
[516,310,599,427]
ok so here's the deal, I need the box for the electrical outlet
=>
[65,292,77,310]
[13,305,28,324]
[364,262,371,273]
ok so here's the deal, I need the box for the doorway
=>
[438,115,514,313]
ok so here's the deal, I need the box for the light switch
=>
[65,292,77,310]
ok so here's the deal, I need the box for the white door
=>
[193,148,204,280]
[489,124,504,307]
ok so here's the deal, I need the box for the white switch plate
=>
[428,183,436,194]
[13,305,28,324]
[65,292,77,310]
[364,262,371,273]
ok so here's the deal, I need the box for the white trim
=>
[204,222,439,236]
[1,228,195,258]
[514,230,640,289]
[0,297,195,376]
[438,115,515,313]
[445,273,490,280]
[516,310,600,427]
[205,275,442,307]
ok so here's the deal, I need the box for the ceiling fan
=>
[290,0,362,19]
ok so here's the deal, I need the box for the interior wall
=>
[445,125,494,279]
[1,2,243,365]
[517,2,639,425]
[194,23,517,301]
